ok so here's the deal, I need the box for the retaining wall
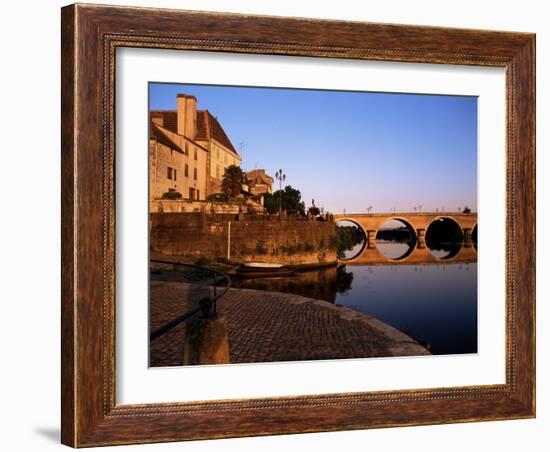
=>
[151,212,337,265]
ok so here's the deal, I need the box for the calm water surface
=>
[336,261,477,355]
[234,242,477,355]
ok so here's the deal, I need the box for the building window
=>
[184,143,188,155]
[216,165,220,178]
[194,148,197,160]
[193,168,198,180]
[173,169,177,181]
[168,188,175,192]
[184,163,189,177]
[167,167,177,180]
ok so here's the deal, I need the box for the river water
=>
[233,241,478,356]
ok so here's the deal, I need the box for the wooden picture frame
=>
[61,3,535,447]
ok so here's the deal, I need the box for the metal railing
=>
[149,259,231,341]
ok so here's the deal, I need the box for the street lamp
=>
[275,169,286,217]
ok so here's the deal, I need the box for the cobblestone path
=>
[149,280,429,367]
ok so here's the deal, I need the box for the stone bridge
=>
[333,212,478,265]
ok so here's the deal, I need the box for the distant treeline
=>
[377,227,413,242]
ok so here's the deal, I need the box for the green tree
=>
[308,206,321,217]
[264,185,306,216]
[221,165,247,197]
[462,206,472,213]
[263,192,278,214]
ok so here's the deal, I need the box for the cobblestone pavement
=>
[149,280,429,367]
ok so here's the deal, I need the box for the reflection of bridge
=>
[333,212,478,266]
[342,243,477,266]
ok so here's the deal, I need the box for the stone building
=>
[194,110,241,194]
[149,93,241,202]
[149,114,208,201]
[246,169,274,195]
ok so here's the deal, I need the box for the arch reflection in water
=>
[426,217,464,260]
[376,218,416,260]
[335,220,367,261]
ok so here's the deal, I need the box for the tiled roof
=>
[150,109,238,156]
[196,110,239,156]
[151,111,177,133]
[150,122,184,153]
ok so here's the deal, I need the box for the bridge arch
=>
[425,216,464,260]
[426,216,464,236]
[334,217,368,238]
[334,218,368,261]
[375,217,417,261]
[374,216,417,240]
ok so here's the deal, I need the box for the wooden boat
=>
[236,262,297,278]
[242,262,285,269]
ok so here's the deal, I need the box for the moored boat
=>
[237,262,297,278]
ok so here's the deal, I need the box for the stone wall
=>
[151,212,337,265]
[150,200,264,214]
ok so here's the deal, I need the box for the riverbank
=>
[149,280,430,367]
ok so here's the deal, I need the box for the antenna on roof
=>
[238,141,247,166]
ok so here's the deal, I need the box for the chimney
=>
[185,96,197,139]
[176,94,187,136]
[151,113,163,127]
[176,94,197,138]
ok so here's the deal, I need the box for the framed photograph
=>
[61,3,535,447]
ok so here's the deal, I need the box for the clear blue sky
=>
[149,83,477,214]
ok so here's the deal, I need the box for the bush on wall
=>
[161,191,183,200]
